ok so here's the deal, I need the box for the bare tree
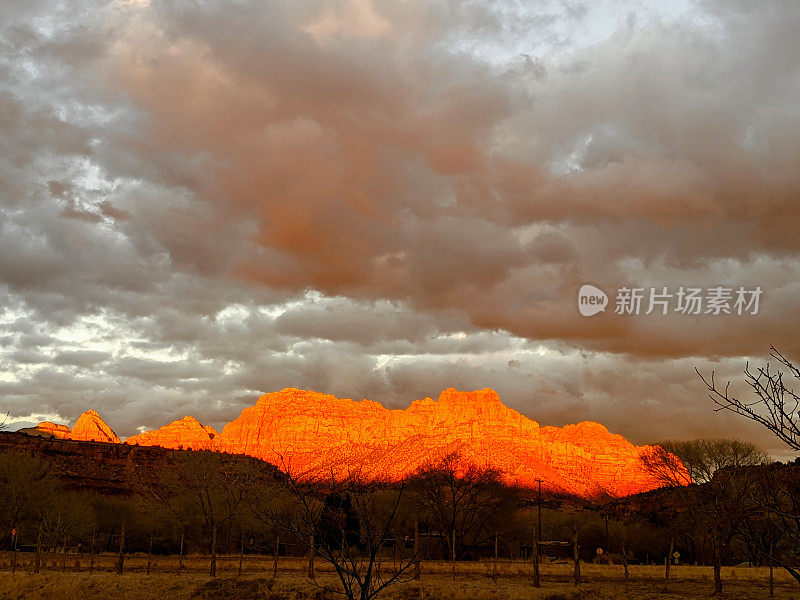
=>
[138,451,266,576]
[638,446,693,488]
[706,469,759,595]
[258,460,419,600]
[410,452,519,560]
[0,451,56,549]
[36,492,97,555]
[697,347,800,586]
[697,345,800,451]
[641,438,769,486]
[743,464,800,583]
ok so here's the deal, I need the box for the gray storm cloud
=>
[0,0,798,456]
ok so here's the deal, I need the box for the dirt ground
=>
[0,555,795,600]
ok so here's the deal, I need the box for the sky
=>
[1,0,799,457]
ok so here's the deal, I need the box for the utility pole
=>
[414,518,421,581]
[533,478,542,588]
[537,479,542,544]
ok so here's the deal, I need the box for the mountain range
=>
[21,387,678,499]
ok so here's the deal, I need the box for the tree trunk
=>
[210,524,218,578]
[307,533,315,579]
[414,519,421,581]
[451,529,456,580]
[272,535,279,581]
[713,544,723,595]
[769,541,774,597]
[116,522,125,575]
[238,533,244,576]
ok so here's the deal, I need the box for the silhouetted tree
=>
[638,446,693,488]
[699,468,755,595]
[36,491,97,553]
[698,346,800,586]
[260,460,419,600]
[410,452,520,560]
[640,438,769,487]
[138,451,266,576]
[698,345,800,451]
[745,464,800,582]
[0,451,56,549]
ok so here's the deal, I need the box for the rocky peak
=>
[125,415,216,450]
[438,387,502,406]
[67,410,121,444]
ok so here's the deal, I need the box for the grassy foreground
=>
[0,557,796,600]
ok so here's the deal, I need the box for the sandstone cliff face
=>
[67,410,121,444]
[0,431,277,496]
[18,421,71,439]
[35,388,681,499]
[211,387,671,498]
[126,416,216,450]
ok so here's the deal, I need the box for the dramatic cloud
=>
[1,0,798,457]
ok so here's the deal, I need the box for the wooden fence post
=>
[146,530,154,575]
[665,537,673,590]
[11,528,17,574]
[89,532,95,575]
[34,524,42,574]
[178,531,184,573]
[621,539,629,584]
[493,534,498,581]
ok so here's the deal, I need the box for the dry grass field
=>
[0,554,797,600]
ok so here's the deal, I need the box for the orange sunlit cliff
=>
[30,388,686,498]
